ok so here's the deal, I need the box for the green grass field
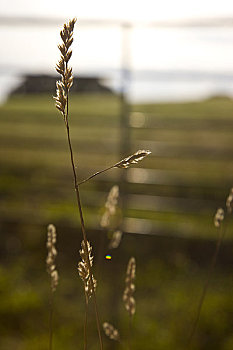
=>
[0,93,233,350]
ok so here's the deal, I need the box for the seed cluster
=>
[214,208,224,228]
[46,224,59,292]
[100,185,119,228]
[109,230,123,249]
[123,257,136,317]
[102,322,120,341]
[54,18,76,117]
[226,188,233,214]
[114,150,151,169]
[78,240,97,302]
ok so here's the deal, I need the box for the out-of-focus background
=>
[0,1,233,349]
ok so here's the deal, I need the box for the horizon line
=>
[0,15,233,28]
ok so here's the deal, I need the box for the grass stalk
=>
[54,18,103,349]
[46,224,58,350]
[54,19,103,349]
[84,295,88,350]
[54,19,152,350]
[49,290,54,350]
[64,116,103,350]
[78,150,151,186]
[128,315,132,350]
[187,220,227,345]
[78,165,116,186]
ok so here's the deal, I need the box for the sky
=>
[1,0,233,22]
[1,0,233,102]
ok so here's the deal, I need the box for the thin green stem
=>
[187,221,228,345]
[128,315,132,350]
[55,21,103,350]
[78,165,115,186]
[49,290,54,350]
[84,296,88,350]
[64,103,103,350]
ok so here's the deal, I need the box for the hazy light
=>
[1,0,233,22]
[129,112,146,128]
[123,217,152,234]
[127,168,149,183]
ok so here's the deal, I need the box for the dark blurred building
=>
[11,74,113,95]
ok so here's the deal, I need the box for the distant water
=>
[107,69,233,102]
[1,24,233,103]
[1,70,233,104]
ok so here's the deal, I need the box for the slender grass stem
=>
[64,117,103,350]
[77,150,151,186]
[84,296,88,350]
[128,315,132,350]
[187,221,228,345]
[55,19,103,350]
[78,165,116,186]
[49,290,54,350]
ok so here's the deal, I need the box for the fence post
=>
[119,22,131,195]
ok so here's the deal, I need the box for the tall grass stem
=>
[78,165,115,186]
[84,296,88,350]
[49,290,54,350]
[187,221,228,345]
[64,119,103,350]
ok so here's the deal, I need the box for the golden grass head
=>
[103,322,120,341]
[123,257,136,317]
[54,81,67,114]
[226,187,233,214]
[78,240,97,302]
[100,185,119,228]
[114,150,151,169]
[58,18,76,65]
[46,224,59,292]
[54,18,76,117]
[214,208,224,228]
[109,230,123,249]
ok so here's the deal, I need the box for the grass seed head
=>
[226,187,233,214]
[114,150,151,169]
[78,240,97,302]
[109,230,123,249]
[214,208,224,228]
[54,18,76,117]
[103,322,120,341]
[123,257,136,316]
[46,224,59,292]
[54,81,67,115]
[100,185,119,228]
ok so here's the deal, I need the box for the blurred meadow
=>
[1,2,233,348]
[0,92,233,349]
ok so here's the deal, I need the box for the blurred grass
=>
[0,93,233,349]
[0,93,233,237]
[0,228,232,350]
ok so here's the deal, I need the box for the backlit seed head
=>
[114,150,151,169]
[214,208,224,228]
[100,185,119,228]
[103,322,120,341]
[46,224,59,292]
[226,188,233,214]
[109,230,123,249]
[123,257,136,316]
[78,240,97,302]
[54,18,76,116]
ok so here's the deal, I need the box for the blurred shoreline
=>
[1,22,233,103]
[1,69,233,104]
